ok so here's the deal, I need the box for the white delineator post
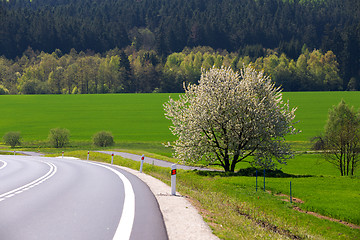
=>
[87,151,90,161]
[62,151,64,159]
[171,164,177,195]
[139,154,145,173]
[111,153,114,165]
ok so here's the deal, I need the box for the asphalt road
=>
[0,155,168,240]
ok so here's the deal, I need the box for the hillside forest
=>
[0,0,359,94]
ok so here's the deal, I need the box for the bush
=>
[311,136,325,150]
[0,85,9,95]
[48,128,70,148]
[3,131,21,148]
[93,131,114,147]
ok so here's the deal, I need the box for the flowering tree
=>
[164,66,298,172]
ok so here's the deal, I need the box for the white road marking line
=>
[0,161,57,202]
[86,162,135,240]
[0,160,7,170]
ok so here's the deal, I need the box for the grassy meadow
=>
[0,93,177,143]
[0,91,359,146]
[1,92,360,239]
[283,91,360,142]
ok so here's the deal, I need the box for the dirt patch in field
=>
[272,191,360,230]
[292,206,360,230]
[276,193,304,204]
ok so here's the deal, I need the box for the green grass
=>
[1,92,360,148]
[229,153,360,226]
[281,153,341,176]
[283,92,360,143]
[223,152,349,175]
[0,93,178,143]
[266,175,360,225]
[0,151,25,155]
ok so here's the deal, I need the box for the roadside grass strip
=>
[0,161,57,202]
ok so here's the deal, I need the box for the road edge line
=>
[85,161,135,240]
[0,160,7,170]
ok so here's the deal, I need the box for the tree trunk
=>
[224,162,230,172]
[230,155,239,172]
[222,147,231,172]
[339,153,343,176]
[223,154,230,172]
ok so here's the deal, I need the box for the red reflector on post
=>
[171,164,177,195]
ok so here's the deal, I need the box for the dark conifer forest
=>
[0,0,359,93]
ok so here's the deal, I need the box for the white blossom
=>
[164,65,298,172]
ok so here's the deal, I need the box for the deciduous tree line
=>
[1,0,360,89]
[0,46,346,94]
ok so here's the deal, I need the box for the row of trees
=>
[164,47,346,91]
[0,46,349,95]
[1,0,360,88]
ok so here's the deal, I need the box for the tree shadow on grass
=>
[194,167,314,178]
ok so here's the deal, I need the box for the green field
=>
[2,92,359,238]
[0,93,177,143]
[0,92,359,145]
[283,92,360,142]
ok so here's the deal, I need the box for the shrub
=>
[0,85,9,95]
[93,131,114,147]
[3,131,21,148]
[48,128,70,148]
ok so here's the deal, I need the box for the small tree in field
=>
[93,131,114,147]
[48,128,70,148]
[319,100,360,176]
[164,66,298,172]
[3,131,21,148]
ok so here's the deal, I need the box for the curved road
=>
[0,155,167,240]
